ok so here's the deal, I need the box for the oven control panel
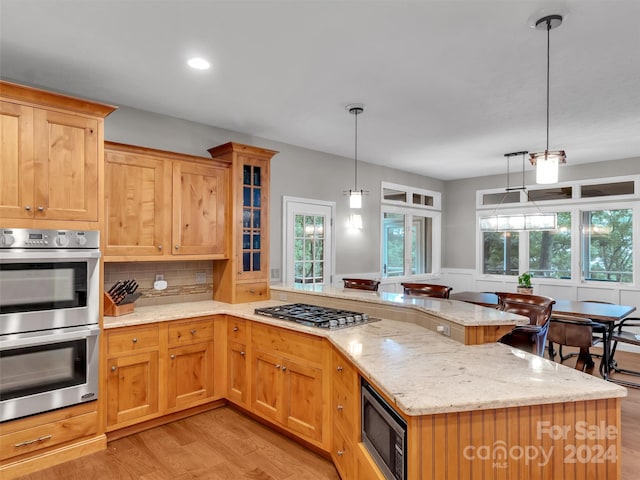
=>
[0,228,99,249]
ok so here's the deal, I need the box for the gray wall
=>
[443,157,640,269]
[105,106,444,279]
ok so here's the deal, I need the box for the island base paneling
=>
[419,398,621,480]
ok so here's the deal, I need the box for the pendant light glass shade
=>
[349,190,362,208]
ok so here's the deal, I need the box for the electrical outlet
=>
[195,272,207,284]
[279,293,288,301]
[155,274,164,282]
[436,324,451,336]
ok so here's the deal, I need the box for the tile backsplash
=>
[104,261,214,306]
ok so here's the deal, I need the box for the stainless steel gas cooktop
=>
[254,303,378,329]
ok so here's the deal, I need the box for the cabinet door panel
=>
[227,340,248,406]
[284,359,323,442]
[252,350,282,422]
[107,351,159,428]
[172,161,227,255]
[167,341,214,411]
[0,101,34,219]
[33,109,99,220]
[105,151,167,256]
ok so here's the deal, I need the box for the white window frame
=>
[475,175,640,287]
[381,182,442,280]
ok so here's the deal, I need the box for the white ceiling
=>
[1,0,639,181]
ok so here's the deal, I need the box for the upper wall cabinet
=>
[0,81,116,229]
[207,142,278,303]
[104,142,229,261]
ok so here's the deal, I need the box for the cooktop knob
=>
[1,234,15,246]
[55,235,69,247]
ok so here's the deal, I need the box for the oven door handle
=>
[0,325,100,350]
[0,250,101,261]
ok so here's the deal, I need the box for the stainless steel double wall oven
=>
[0,228,101,422]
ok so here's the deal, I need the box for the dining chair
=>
[400,282,452,299]
[547,314,608,372]
[342,278,380,291]
[495,293,555,357]
[608,316,640,387]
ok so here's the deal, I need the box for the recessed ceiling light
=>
[187,57,210,70]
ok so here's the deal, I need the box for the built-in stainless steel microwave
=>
[361,379,407,480]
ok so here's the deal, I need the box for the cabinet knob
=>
[158,245,163,250]
[190,329,196,335]
[275,364,281,369]
[281,365,287,372]
[170,354,176,360]
[240,351,246,356]
[337,450,345,457]
[249,289,255,294]
[24,205,32,211]
[233,326,239,332]
[132,337,138,343]
[337,404,344,411]
[175,245,180,250]
[111,366,117,372]
[37,206,45,212]
[336,366,343,372]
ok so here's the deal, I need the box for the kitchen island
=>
[101,296,626,480]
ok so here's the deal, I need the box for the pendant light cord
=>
[354,110,359,191]
[546,19,551,153]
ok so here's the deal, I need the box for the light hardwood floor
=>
[18,350,640,480]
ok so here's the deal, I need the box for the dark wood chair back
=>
[401,282,452,299]
[343,278,380,291]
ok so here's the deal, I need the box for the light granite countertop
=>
[270,283,529,327]
[104,299,626,416]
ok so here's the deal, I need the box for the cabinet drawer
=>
[332,349,358,397]
[168,318,214,346]
[107,325,159,355]
[235,282,268,303]
[332,423,356,480]
[252,323,323,364]
[0,411,98,461]
[227,317,247,342]
[333,375,358,441]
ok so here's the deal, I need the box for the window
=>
[381,182,441,279]
[529,211,571,279]
[477,175,638,284]
[581,209,633,283]
[293,215,325,284]
[482,232,519,275]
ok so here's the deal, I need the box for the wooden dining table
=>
[450,291,637,379]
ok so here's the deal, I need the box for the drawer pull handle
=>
[240,351,246,356]
[249,289,255,294]
[281,365,287,372]
[275,364,281,369]
[132,337,138,343]
[158,245,163,250]
[15,435,52,448]
[175,245,180,250]
[337,450,345,457]
[336,404,344,411]
[233,326,239,332]
[37,206,45,212]
[190,329,196,335]
[111,366,117,372]
[336,366,343,372]
[25,205,32,211]
[170,354,176,359]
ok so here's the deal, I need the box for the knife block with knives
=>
[104,279,141,316]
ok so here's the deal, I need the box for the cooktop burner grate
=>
[254,303,378,329]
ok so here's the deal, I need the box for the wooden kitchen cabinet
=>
[331,348,359,479]
[208,142,278,303]
[250,323,325,445]
[227,317,250,406]
[105,325,161,429]
[104,142,229,260]
[0,81,115,228]
[166,318,216,412]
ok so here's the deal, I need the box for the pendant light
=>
[529,14,566,184]
[479,151,557,232]
[344,103,368,208]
